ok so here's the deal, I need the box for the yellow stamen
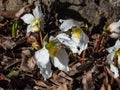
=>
[30,18,41,32]
[45,41,61,57]
[72,28,83,39]
[32,42,40,50]
[115,48,120,57]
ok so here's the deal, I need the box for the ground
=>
[0,0,120,90]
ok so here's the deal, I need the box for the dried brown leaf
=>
[100,84,105,90]
[82,67,95,90]
[107,84,112,90]
[56,83,68,90]
[20,55,36,72]
[2,37,16,49]
[0,74,10,82]
[15,1,34,18]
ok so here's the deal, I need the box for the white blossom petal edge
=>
[109,20,120,38]
[107,39,120,53]
[110,64,119,78]
[35,46,52,80]
[59,19,77,32]
[51,49,69,72]
[21,14,34,24]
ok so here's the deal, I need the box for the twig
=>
[39,31,43,47]
[4,59,21,70]
[95,34,104,53]
[81,50,86,63]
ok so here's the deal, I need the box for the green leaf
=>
[12,20,18,38]
[6,70,19,78]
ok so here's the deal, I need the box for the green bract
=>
[12,20,18,38]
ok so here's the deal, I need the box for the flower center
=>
[30,18,41,32]
[72,28,83,39]
[45,40,61,57]
[115,48,120,58]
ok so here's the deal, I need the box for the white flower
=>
[107,39,120,78]
[108,20,120,39]
[56,28,89,55]
[35,41,69,80]
[59,19,77,31]
[21,5,44,33]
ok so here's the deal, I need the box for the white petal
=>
[21,14,34,24]
[107,39,120,53]
[78,43,88,55]
[110,64,119,78]
[56,33,73,47]
[109,21,120,33]
[51,49,69,72]
[110,33,120,39]
[118,57,120,68]
[107,52,115,64]
[79,33,89,54]
[114,39,120,50]
[72,32,89,55]
[59,19,77,31]
[26,25,33,33]
[107,46,115,53]
[33,6,43,18]
[56,33,78,53]
[56,33,71,43]
[35,47,52,80]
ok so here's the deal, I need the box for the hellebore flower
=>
[21,5,44,33]
[107,39,120,78]
[108,20,120,39]
[35,40,69,80]
[56,28,89,55]
[57,19,89,55]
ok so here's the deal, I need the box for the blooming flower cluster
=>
[21,6,90,79]
[20,5,120,80]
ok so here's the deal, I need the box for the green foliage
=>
[85,24,89,30]
[6,70,19,78]
[12,20,18,38]
[103,22,109,35]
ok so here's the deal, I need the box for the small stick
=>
[81,50,86,63]
[39,31,43,47]
[95,34,104,53]
[4,59,21,70]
